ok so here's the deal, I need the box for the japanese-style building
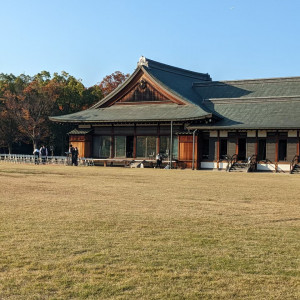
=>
[50,57,300,172]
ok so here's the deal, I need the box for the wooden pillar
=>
[255,130,258,156]
[111,125,114,158]
[133,124,137,158]
[275,132,279,162]
[235,132,239,156]
[198,132,203,168]
[195,135,198,169]
[298,130,300,156]
[216,130,220,169]
[157,123,160,155]
[178,134,181,159]
[275,131,279,172]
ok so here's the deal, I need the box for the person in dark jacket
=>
[39,145,48,164]
[74,147,79,166]
[155,153,162,168]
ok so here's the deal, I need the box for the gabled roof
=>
[143,58,212,107]
[92,56,212,108]
[50,57,215,123]
[50,57,300,129]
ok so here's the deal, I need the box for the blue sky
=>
[0,0,300,87]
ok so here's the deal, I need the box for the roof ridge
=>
[144,57,211,81]
[193,76,300,87]
[205,96,300,104]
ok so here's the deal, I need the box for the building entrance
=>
[126,136,134,158]
[238,138,246,160]
[257,139,266,160]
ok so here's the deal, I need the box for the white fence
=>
[0,154,94,166]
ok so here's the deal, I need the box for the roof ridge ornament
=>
[138,56,148,67]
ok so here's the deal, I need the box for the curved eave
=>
[50,113,214,124]
[187,125,300,130]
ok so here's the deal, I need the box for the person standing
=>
[68,144,73,166]
[33,147,40,164]
[74,147,79,166]
[40,145,48,164]
[156,153,162,168]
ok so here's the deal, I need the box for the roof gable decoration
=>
[94,67,189,108]
[115,79,173,105]
[137,56,148,67]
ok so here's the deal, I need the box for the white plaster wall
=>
[257,163,276,172]
[210,131,218,137]
[258,130,267,137]
[247,130,256,138]
[220,131,228,137]
[201,162,214,169]
[218,162,228,170]
[277,164,290,172]
[288,130,298,137]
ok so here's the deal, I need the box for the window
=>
[219,139,228,159]
[136,136,156,158]
[159,136,178,159]
[278,139,287,161]
[93,136,111,158]
[172,136,178,159]
[115,136,126,157]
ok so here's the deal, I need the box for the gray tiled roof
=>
[50,104,213,123]
[50,57,300,129]
[68,128,93,135]
[191,77,300,129]
[194,77,300,100]
[189,99,300,129]
[90,57,212,110]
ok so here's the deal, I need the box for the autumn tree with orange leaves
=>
[49,71,102,154]
[0,70,130,154]
[0,71,102,153]
[4,76,58,150]
[0,74,30,153]
[99,71,130,97]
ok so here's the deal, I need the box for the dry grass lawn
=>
[0,163,299,299]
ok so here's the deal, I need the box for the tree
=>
[99,71,130,97]
[0,108,20,154]
[49,72,103,154]
[4,79,57,150]
[0,73,30,153]
[0,71,103,154]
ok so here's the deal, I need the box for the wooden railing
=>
[247,154,257,172]
[290,155,299,174]
[225,154,238,172]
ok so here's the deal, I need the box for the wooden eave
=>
[53,115,214,125]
